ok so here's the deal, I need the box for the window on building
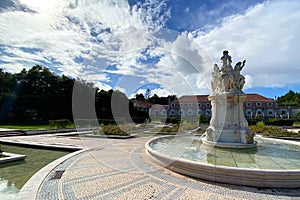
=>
[268,111,273,115]
[247,111,251,115]
[198,103,201,107]
[171,103,175,108]
[267,102,273,106]
[170,110,175,115]
[256,102,262,107]
[246,102,252,106]
[188,103,192,107]
[206,103,210,107]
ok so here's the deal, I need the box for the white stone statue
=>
[212,50,246,93]
[234,60,246,91]
[204,51,256,148]
[211,64,222,93]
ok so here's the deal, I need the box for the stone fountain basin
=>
[145,135,300,188]
[0,152,26,163]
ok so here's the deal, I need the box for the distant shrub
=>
[74,119,99,127]
[161,124,179,132]
[162,117,181,124]
[256,121,265,126]
[49,119,71,129]
[180,121,199,130]
[149,124,179,133]
[247,119,260,126]
[199,115,210,124]
[99,124,128,135]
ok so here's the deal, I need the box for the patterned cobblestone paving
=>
[30,136,300,200]
[2,134,299,199]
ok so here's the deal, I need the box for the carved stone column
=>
[203,93,256,148]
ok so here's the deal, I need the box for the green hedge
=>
[248,118,295,126]
[264,119,294,126]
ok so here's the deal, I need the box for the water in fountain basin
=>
[149,136,300,170]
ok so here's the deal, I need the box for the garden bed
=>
[248,125,300,137]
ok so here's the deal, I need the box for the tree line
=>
[277,90,300,107]
[0,66,175,124]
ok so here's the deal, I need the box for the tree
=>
[148,94,177,105]
[277,90,300,107]
[0,69,17,122]
[135,93,145,100]
[2,66,76,123]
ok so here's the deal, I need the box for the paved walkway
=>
[2,134,300,199]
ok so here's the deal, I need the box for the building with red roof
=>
[148,93,279,120]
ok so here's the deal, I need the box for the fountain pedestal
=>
[203,93,256,148]
[203,51,256,148]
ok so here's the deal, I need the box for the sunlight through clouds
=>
[0,0,299,97]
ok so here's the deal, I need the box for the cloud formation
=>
[195,0,300,88]
[0,0,299,97]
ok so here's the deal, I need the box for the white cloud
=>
[114,86,126,94]
[244,75,253,89]
[150,88,173,97]
[1,0,299,98]
[0,0,167,79]
[139,32,212,96]
[194,0,300,89]
[129,88,146,99]
[94,82,112,91]
[129,87,173,99]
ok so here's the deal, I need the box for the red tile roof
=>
[150,104,169,109]
[245,94,274,102]
[172,95,209,103]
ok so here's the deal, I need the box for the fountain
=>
[146,51,300,188]
[202,50,256,148]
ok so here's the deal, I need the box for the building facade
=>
[149,94,279,119]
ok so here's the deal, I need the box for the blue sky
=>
[0,0,299,99]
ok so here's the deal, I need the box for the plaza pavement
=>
[1,133,300,200]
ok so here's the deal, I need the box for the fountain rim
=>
[145,135,300,173]
[145,135,300,188]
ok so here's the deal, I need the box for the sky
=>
[0,0,299,99]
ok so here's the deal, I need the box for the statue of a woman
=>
[234,60,246,91]
[220,50,233,74]
[211,64,222,93]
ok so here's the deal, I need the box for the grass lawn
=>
[0,124,52,130]
[294,121,300,126]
